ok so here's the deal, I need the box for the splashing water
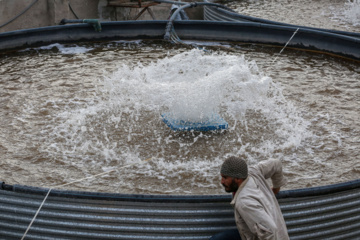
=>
[30,48,311,194]
[1,0,359,195]
[343,0,360,26]
[103,49,274,122]
[1,40,359,194]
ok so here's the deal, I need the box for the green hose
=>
[60,19,102,32]
[83,19,102,32]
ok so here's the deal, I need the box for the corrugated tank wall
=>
[279,187,360,239]
[1,180,360,240]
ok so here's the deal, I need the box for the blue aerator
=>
[161,112,228,131]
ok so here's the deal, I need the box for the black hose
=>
[277,179,360,199]
[0,0,39,29]
[164,3,192,40]
[204,1,360,39]
[69,2,80,19]
[163,1,234,40]
[153,0,234,12]
[59,19,102,32]
[2,178,360,201]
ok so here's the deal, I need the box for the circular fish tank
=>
[0,20,359,195]
[0,1,360,239]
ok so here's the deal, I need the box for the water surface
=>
[0,0,359,194]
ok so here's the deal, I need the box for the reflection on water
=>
[0,39,359,194]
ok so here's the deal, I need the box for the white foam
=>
[26,43,94,54]
[343,0,360,26]
[40,49,311,194]
[330,0,360,28]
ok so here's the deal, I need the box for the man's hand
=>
[272,187,280,195]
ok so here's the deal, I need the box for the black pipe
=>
[11,184,232,203]
[59,18,102,32]
[277,179,360,199]
[204,2,360,39]
[0,178,357,202]
[0,181,13,191]
[164,1,235,40]
[0,21,359,61]
[0,0,39,29]
[153,0,234,12]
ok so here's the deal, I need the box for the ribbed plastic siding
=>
[1,184,360,240]
[0,189,234,240]
[279,188,360,240]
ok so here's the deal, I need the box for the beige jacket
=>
[231,159,289,240]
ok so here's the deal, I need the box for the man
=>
[210,156,289,240]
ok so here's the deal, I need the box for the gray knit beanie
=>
[220,156,248,179]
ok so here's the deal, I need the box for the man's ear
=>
[234,178,244,186]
